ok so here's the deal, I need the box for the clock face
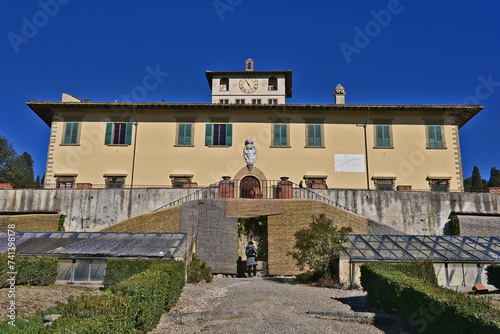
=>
[239,77,258,94]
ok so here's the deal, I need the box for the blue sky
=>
[1,1,499,181]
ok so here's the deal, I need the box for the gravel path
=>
[151,277,412,334]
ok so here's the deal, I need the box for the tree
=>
[471,166,485,192]
[287,214,352,278]
[0,135,35,186]
[489,167,500,188]
[0,135,16,182]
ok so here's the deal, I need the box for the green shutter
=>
[225,124,232,146]
[71,123,79,144]
[308,124,321,147]
[185,124,192,145]
[383,125,390,147]
[64,122,79,144]
[274,124,287,146]
[428,125,443,148]
[435,126,443,148]
[105,123,113,145]
[315,125,322,146]
[428,125,436,148]
[178,124,186,145]
[205,124,212,146]
[125,122,133,145]
[308,124,315,146]
[178,123,192,146]
[376,125,391,147]
[273,124,279,146]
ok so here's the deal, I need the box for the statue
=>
[243,138,257,166]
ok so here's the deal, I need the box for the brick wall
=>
[179,200,238,274]
[0,183,13,190]
[267,200,371,276]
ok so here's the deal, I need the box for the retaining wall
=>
[0,189,498,233]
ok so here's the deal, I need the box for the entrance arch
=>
[240,176,262,199]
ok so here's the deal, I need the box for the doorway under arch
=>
[240,176,262,199]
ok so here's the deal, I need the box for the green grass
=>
[0,303,66,334]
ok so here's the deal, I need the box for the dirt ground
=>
[0,284,102,322]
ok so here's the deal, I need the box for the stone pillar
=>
[278,177,293,199]
[219,176,234,198]
[397,185,412,191]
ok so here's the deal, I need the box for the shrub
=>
[287,214,352,279]
[187,253,212,283]
[47,293,137,334]
[0,253,15,288]
[0,255,57,288]
[17,256,58,286]
[112,270,170,332]
[46,259,185,333]
[486,264,500,290]
[361,262,500,333]
[103,258,153,287]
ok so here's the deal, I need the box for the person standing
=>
[246,241,258,278]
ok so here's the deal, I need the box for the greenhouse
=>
[1,231,188,284]
[341,235,500,287]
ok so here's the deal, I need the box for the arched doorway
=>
[240,176,262,199]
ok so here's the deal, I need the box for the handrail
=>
[291,182,356,214]
[153,183,218,212]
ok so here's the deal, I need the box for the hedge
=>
[45,294,137,334]
[486,264,500,290]
[361,262,500,333]
[17,257,58,286]
[103,258,185,287]
[47,259,185,333]
[0,254,57,288]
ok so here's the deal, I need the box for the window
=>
[57,259,107,283]
[105,176,125,188]
[268,99,278,105]
[307,124,323,147]
[303,176,327,189]
[428,125,444,148]
[63,122,79,145]
[376,125,392,148]
[219,77,229,91]
[219,99,229,104]
[430,179,449,192]
[268,77,277,91]
[273,124,288,147]
[236,99,246,104]
[177,123,192,146]
[105,122,132,145]
[170,174,194,188]
[252,99,262,105]
[374,179,395,191]
[205,124,232,146]
[56,176,75,189]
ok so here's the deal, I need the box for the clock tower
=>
[205,59,292,105]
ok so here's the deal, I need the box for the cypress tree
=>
[489,167,500,187]
[471,166,483,192]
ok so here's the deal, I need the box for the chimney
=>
[334,84,346,104]
[245,58,254,71]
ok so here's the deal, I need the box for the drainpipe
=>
[130,105,138,189]
[357,108,370,190]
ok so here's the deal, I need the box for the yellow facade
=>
[29,103,481,192]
